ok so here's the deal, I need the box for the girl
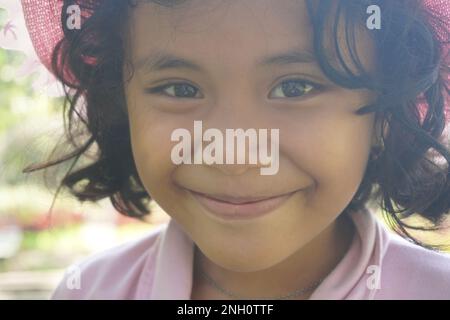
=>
[22,0,450,299]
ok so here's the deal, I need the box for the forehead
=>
[127,0,313,64]
[126,0,374,70]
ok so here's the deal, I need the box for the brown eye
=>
[269,79,316,99]
[146,82,202,99]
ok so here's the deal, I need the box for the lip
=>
[187,189,298,221]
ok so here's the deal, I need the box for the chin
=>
[198,239,296,273]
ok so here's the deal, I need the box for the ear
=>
[371,110,390,149]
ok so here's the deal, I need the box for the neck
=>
[191,213,355,300]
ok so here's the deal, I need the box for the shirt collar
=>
[149,206,389,299]
[149,218,195,299]
[309,207,389,299]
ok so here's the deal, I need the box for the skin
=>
[124,0,377,299]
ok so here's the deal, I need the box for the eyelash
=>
[269,79,321,99]
[146,81,202,99]
[145,78,322,100]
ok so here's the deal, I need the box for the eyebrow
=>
[136,48,317,74]
[258,49,316,66]
[136,52,203,73]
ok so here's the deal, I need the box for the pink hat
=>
[21,0,99,78]
[21,0,449,73]
[22,0,64,73]
[21,0,449,122]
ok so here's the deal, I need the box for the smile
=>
[186,188,299,221]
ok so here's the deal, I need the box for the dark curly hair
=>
[23,0,450,249]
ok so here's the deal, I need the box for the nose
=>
[197,98,276,176]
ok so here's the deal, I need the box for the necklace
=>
[197,265,324,300]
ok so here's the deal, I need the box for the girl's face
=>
[124,0,376,271]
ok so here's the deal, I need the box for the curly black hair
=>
[23,0,450,249]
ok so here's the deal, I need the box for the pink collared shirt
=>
[51,207,450,299]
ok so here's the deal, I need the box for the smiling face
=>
[124,0,376,272]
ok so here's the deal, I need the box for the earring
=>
[370,138,384,161]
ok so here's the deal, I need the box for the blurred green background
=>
[0,8,169,299]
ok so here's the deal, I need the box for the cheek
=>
[127,105,179,199]
[281,108,375,211]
